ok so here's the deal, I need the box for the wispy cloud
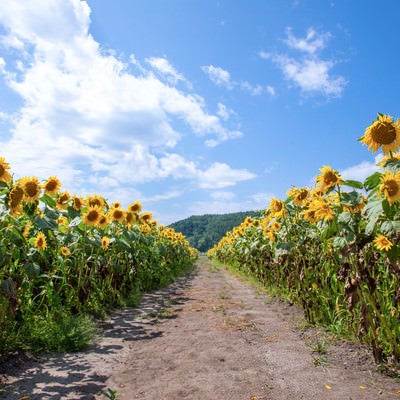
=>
[201,64,274,96]
[260,27,347,97]
[0,0,252,204]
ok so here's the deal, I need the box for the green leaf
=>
[68,216,82,227]
[40,194,56,208]
[381,221,400,235]
[25,262,41,277]
[364,172,382,192]
[332,236,347,250]
[342,180,364,189]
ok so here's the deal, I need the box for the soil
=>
[1,255,399,400]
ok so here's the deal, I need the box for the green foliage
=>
[169,211,262,252]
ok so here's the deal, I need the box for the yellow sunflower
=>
[34,232,47,252]
[128,200,142,214]
[0,157,12,183]
[109,207,126,223]
[379,171,400,204]
[22,223,32,238]
[72,195,85,211]
[60,246,71,257]
[20,176,42,202]
[111,201,122,208]
[97,214,109,228]
[56,191,71,210]
[101,236,110,250]
[125,211,138,226]
[140,211,153,224]
[86,194,106,210]
[316,166,342,191]
[42,176,62,195]
[360,114,400,154]
[268,198,286,220]
[82,205,102,226]
[293,188,309,206]
[374,234,393,251]
[8,184,24,209]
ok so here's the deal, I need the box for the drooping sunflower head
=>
[360,114,400,154]
[378,171,400,204]
[86,194,106,210]
[293,188,309,206]
[8,184,24,209]
[125,211,138,226]
[373,234,393,251]
[34,232,47,252]
[82,205,102,226]
[20,176,42,202]
[72,195,85,211]
[0,157,12,184]
[43,176,62,195]
[268,198,286,220]
[128,200,142,214]
[109,207,126,223]
[56,191,71,210]
[316,166,343,191]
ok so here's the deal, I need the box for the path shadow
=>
[0,267,198,399]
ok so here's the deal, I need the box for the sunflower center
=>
[25,182,39,197]
[37,238,44,247]
[9,187,24,208]
[324,171,338,185]
[46,181,57,191]
[385,180,399,197]
[87,210,99,222]
[371,122,396,145]
[0,165,5,175]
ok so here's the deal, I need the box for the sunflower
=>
[34,232,47,252]
[101,236,110,250]
[22,223,32,238]
[56,191,71,210]
[140,211,153,224]
[268,198,286,220]
[57,216,68,225]
[374,234,393,251]
[360,114,400,154]
[128,201,142,214]
[125,211,137,226]
[0,157,12,183]
[111,201,122,209]
[109,207,126,223]
[86,194,106,210]
[8,184,24,209]
[82,205,102,226]
[72,195,85,211]
[379,171,400,204]
[270,221,282,232]
[42,176,62,195]
[60,246,71,257]
[20,176,41,202]
[343,195,367,214]
[97,214,109,228]
[293,188,309,206]
[379,152,400,166]
[316,166,342,191]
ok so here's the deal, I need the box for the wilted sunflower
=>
[109,207,126,223]
[8,184,24,209]
[43,176,62,195]
[86,194,106,210]
[72,195,85,211]
[374,234,393,251]
[60,246,71,257]
[34,232,47,252]
[360,114,400,154]
[82,205,102,226]
[20,176,41,202]
[379,171,400,204]
[101,236,110,250]
[128,200,142,214]
[316,166,342,191]
[0,157,12,183]
[56,191,71,210]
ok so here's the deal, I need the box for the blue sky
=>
[0,1,399,225]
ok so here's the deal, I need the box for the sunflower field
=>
[208,113,400,370]
[0,163,197,354]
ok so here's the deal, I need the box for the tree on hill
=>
[169,211,261,252]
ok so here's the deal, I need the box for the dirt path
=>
[1,256,399,399]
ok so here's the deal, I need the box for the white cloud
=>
[211,191,235,200]
[284,27,330,55]
[198,162,256,189]
[340,157,381,182]
[0,0,248,198]
[143,190,182,203]
[216,103,234,120]
[266,85,276,96]
[201,65,233,88]
[262,27,347,97]
[145,56,186,85]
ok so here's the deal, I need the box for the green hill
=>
[169,210,262,252]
